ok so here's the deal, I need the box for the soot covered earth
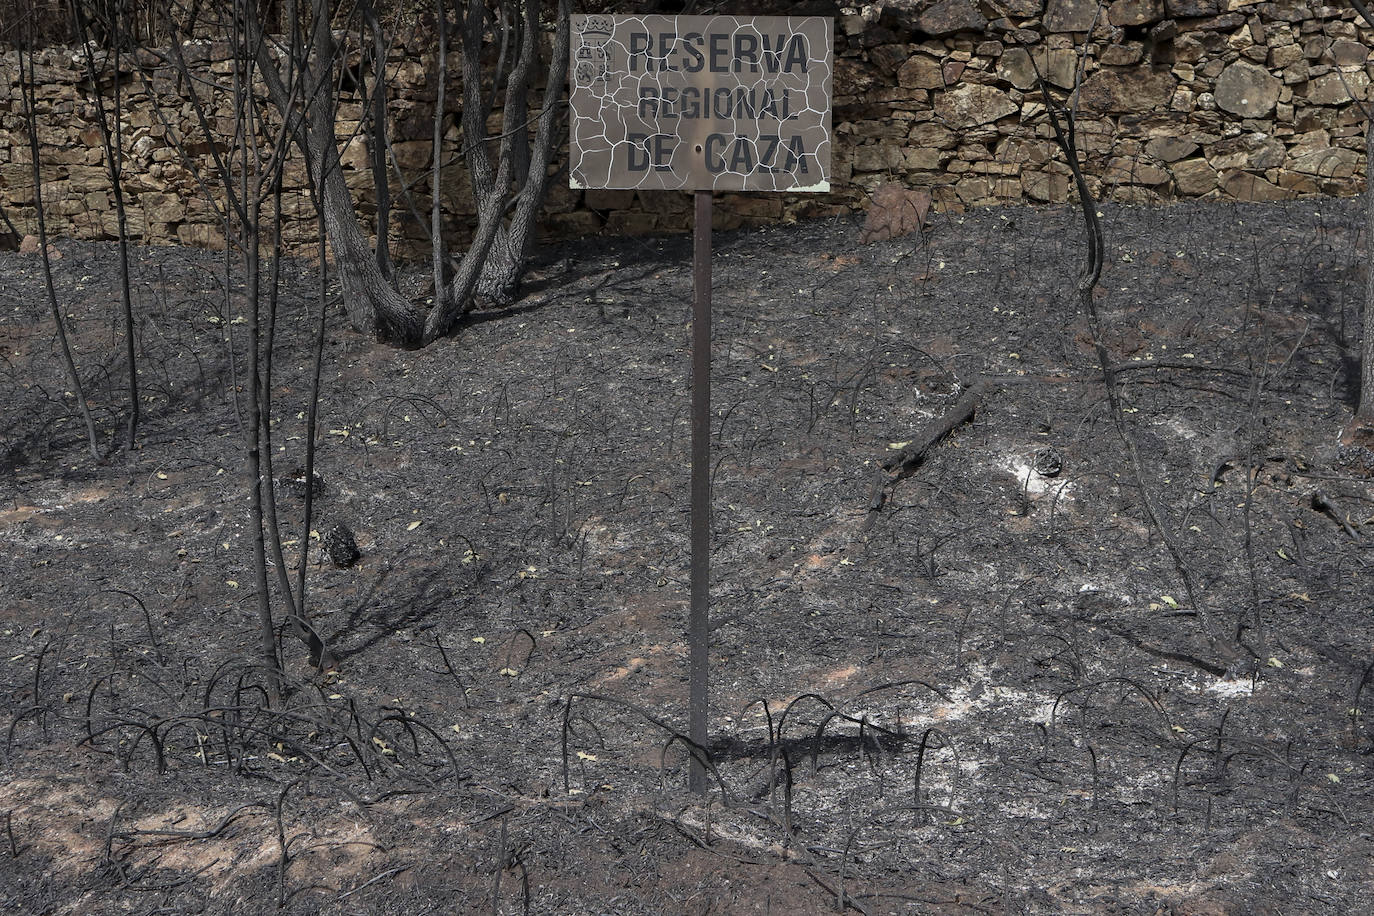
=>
[2,197,1374,913]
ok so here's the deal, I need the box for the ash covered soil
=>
[2,197,1374,914]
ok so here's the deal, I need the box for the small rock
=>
[1337,445,1374,478]
[323,523,360,568]
[279,466,324,499]
[1033,448,1064,477]
[860,183,932,244]
[18,234,62,259]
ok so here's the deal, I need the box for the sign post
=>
[689,188,711,792]
[569,14,833,793]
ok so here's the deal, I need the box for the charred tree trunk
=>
[1347,0,1374,440]
[244,0,567,346]
[75,0,140,451]
[360,0,395,282]
[19,35,100,460]
[432,0,449,307]
[478,0,570,305]
[301,3,421,344]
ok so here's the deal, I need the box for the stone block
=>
[1287,128,1332,154]
[1274,170,1320,193]
[1107,157,1171,184]
[1109,0,1167,26]
[138,190,183,222]
[177,222,225,248]
[390,140,431,172]
[1145,136,1199,162]
[1288,146,1360,177]
[860,182,931,243]
[1330,40,1366,67]
[934,83,1017,127]
[997,47,1077,90]
[604,210,659,235]
[1306,70,1368,104]
[904,147,948,169]
[727,196,784,220]
[852,143,904,171]
[953,176,1020,204]
[1079,68,1177,113]
[1208,147,1251,170]
[869,44,911,76]
[545,211,602,237]
[996,136,1056,165]
[1045,0,1099,31]
[103,207,144,237]
[1214,61,1281,117]
[1284,59,1311,82]
[339,136,370,171]
[1169,0,1224,20]
[1101,42,1146,66]
[1269,44,1305,68]
[709,207,743,232]
[915,0,988,36]
[584,189,635,210]
[897,54,944,89]
[1221,169,1296,200]
[1023,170,1070,201]
[1171,35,1208,65]
[1110,185,1163,204]
[1171,157,1218,194]
[909,122,957,148]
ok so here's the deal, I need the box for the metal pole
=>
[688,189,712,793]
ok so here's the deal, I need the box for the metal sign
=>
[569,15,833,192]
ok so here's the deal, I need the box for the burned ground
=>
[2,197,1373,914]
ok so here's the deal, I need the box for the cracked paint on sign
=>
[569,15,833,192]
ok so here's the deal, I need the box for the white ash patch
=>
[1003,455,1075,500]
[1204,677,1257,698]
[1161,416,1199,440]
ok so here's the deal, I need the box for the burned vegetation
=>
[4,192,1374,912]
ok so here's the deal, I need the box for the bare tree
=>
[18,11,100,460]
[144,0,340,674]
[1023,21,1241,669]
[1343,0,1374,444]
[74,0,140,451]
[234,0,571,347]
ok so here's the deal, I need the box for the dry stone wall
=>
[0,0,1369,254]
